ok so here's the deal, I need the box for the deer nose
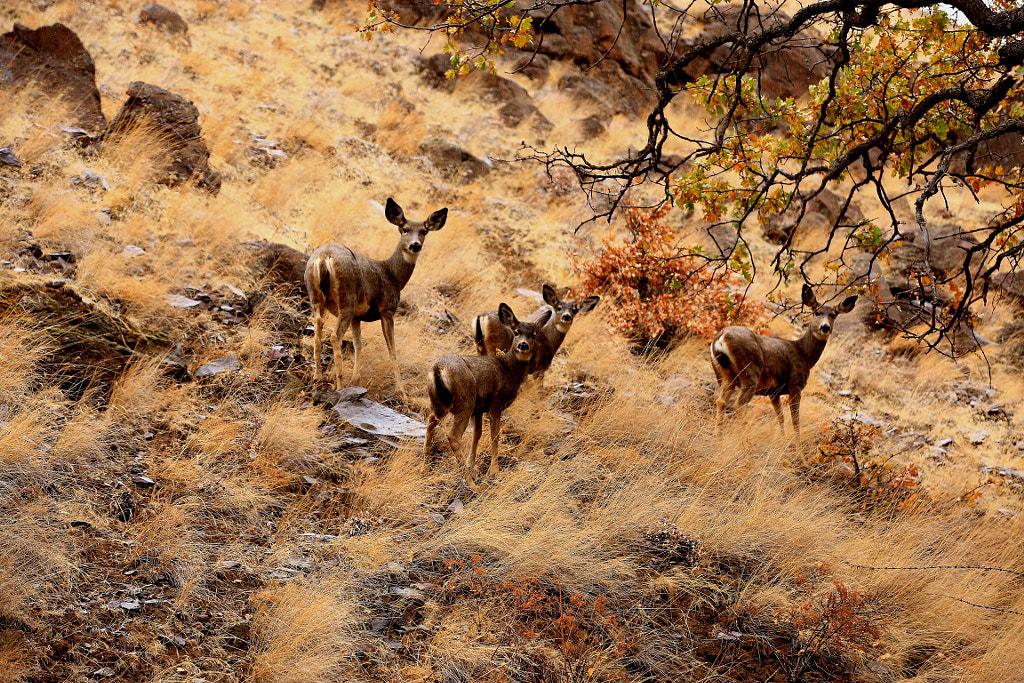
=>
[517,342,529,351]
[408,242,422,253]
[820,323,831,334]
[561,314,572,323]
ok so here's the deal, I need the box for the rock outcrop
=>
[105,82,222,192]
[139,3,190,38]
[764,188,866,244]
[0,23,106,134]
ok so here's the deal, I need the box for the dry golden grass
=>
[108,355,170,420]
[1,1,1023,681]
[250,578,364,683]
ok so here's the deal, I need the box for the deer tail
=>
[430,364,454,408]
[317,257,333,302]
[711,334,731,370]
[473,316,486,355]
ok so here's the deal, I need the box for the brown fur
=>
[304,197,447,391]
[426,304,552,478]
[710,285,856,435]
[471,284,599,386]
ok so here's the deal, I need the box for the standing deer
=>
[425,303,552,478]
[304,197,448,391]
[472,284,599,386]
[711,285,857,435]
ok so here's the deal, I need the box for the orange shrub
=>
[574,206,768,347]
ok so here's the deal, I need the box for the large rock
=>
[533,0,665,82]
[887,222,985,292]
[679,4,838,100]
[993,271,1024,305]
[387,0,667,115]
[0,23,106,134]
[247,241,308,293]
[418,56,552,130]
[105,82,221,192]
[764,188,866,244]
[418,138,491,183]
[139,4,189,37]
[951,130,1024,174]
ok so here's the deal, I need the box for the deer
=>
[425,303,552,479]
[710,284,857,436]
[471,284,600,386]
[304,197,447,392]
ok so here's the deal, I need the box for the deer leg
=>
[312,313,325,382]
[380,313,406,397]
[733,382,757,425]
[332,313,353,391]
[714,378,736,428]
[350,319,362,385]
[486,406,503,477]
[789,391,802,438]
[469,413,483,472]
[448,411,473,472]
[424,412,440,457]
[770,395,786,432]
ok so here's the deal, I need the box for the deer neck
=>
[383,244,417,289]
[795,326,828,368]
[543,318,568,349]
[498,349,532,386]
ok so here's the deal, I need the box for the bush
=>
[574,206,768,348]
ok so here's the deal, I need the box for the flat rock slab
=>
[332,396,426,447]
[196,353,241,377]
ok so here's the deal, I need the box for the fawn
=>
[472,284,599,386]
[425,303,551,478]
[711,284,857,435]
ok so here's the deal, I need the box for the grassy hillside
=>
[1,1,1023,682]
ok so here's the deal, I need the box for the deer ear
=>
[578,296,600,314]
[801,284,818,309]
[385,198,406,227]
[497,303,516,328]
[536,308,553,327]
[541,284,560,308]
[425,207,448,231]
[838,295,858,314]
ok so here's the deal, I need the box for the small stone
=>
[195,354,241,377]
[123,244,148,258]
[71,170,111,191]
[428,512,445,525]
[336,386,369,401]
[166,294,202,308]
[0,148,22,168]
[285,556,314,570]
[219,560,241,570]
[842,412,882,427]
[160,633,187,647]
[447,498,464,514]
[143,431,155,440]
[131,475,155,487]
[937,437,954,448]
[93,667,116,678]
[391,586,426,600]
[968,430,988,445]
[120,600,141,611]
